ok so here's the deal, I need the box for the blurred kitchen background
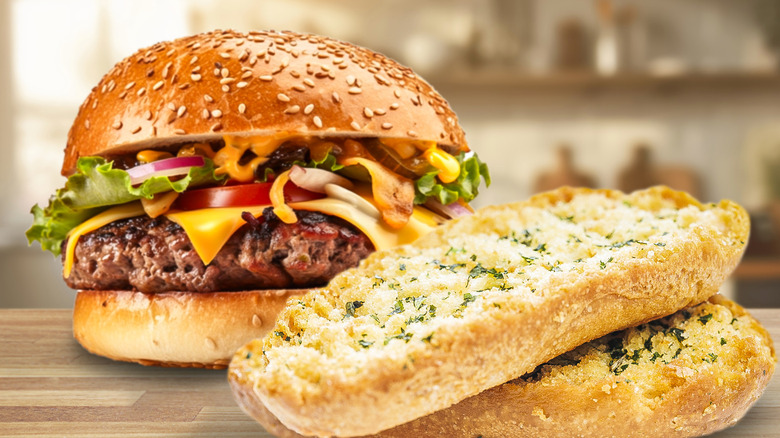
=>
[2,0,780,308]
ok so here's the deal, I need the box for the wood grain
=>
[0,308,777,437]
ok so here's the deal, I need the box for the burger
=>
[26,29,489,368]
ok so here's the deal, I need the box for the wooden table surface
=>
[1,309,778,437]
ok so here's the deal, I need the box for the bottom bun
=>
[73,289,307,368]
[230,295,775,437]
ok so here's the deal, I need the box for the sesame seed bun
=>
[62,29,468,175]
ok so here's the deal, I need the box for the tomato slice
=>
[174,182,323,210]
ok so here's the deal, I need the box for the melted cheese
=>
[290,198,436,250]
[165,206,267,265]
[270,169,297,224]
[214,134,290,182]
[63,202,146,278]
[423,146,460,183]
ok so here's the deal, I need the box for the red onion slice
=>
[423,198,474,220]
[126,156,205,185]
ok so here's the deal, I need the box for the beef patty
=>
[64,209,374,293]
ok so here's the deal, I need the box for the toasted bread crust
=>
[229,187,750,436]
[232,296,775,438]
[73,289,306,368]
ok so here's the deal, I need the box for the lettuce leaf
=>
[414,153,491,205]
[26,157,223,256]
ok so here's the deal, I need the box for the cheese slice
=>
[63,194,438,276]
[290,198,436,251]
[165,206,267,265]
[63,202,146,278]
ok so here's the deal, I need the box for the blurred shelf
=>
[733,258,780,280]
[430,71,780,92]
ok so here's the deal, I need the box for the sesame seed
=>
[174,128,186,135]
[202,108,210,119]
[333,57,344,64]
[292,84,306,92]
[407,130,418,137]
[112,121,122,130]
[350,121,361,130]
[222,84,230,92]
[290,70,300,78]
[313,116,323,128]
[124,81,136,90]
[220,77,235,84]
[346,75,356,86]
[220,52,231,59]
[239,50,249,62]
[220,68,229,78]
[363,107,374,118]
[190,55,199,65]
[277,93,291,102]
[118,91,127,99]
[394,89,401,98]
[211,109,223,118]
[236,81,248,88]
[303,78,315,87]
[348,87,362,94]
[374,108,386,115]
[259,75,273,81]
[178,83,189,90]
[152,80,164,90]
[304,104,314,114]
[163,61,173,78]
[137,87,146,96]
[192,42,201,49]
[284,105,301,114]
[338,64,348,70]
[213,68,221,77]
[191,73,202,81]
[166,112,177,124]
[238,103,246,114]
[252,314,262,327]
[241,70,252,79]
[167,103,176,111]
[390,102,400,110]
[374,74,389,85]
[131,126,142,134]
[381,122,393,129]
[332,91,341,103]
[84,120,90,130]
[144,110,152,120]
[177,105,187,117]
[107,80,116,92]
[204,94,214,103]
[211,123,223,132]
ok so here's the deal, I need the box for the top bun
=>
[62,29,468,175]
